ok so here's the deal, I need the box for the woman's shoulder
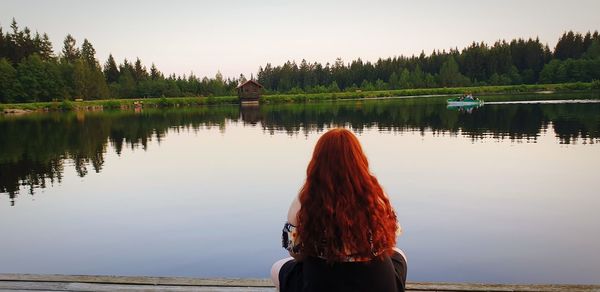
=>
[287,195,301,226]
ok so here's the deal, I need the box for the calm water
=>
[1,93,600,284]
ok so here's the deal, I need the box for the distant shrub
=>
[157,97,171,107]
[561,82,590,90]
[592,80,600,90]
[59,100,74,111]
[291,95,306,102]
[103,100,121,109]
[288,87,304,94]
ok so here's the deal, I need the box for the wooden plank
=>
[3,290,48,292]
[0,281,69,291]
[0,281,275,291]
[0,274,599,291]
[66,283,275,292]
[0,274,272,287]
[406,282,600,292]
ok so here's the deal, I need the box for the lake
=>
[1,93,599,284]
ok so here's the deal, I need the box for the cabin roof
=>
[237,79,263,89]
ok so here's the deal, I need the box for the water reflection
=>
[446,103,483,113]
[1,96,599,202]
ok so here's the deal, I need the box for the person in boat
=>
[271,128,407,292]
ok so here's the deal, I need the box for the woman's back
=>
[271,128,407,292]
[301,253,406,292]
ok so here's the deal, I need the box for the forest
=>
[0,18,599,104]
[257,32,600,93]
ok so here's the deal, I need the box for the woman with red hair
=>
[271,128,407,292]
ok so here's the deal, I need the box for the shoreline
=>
[1,82,599,114]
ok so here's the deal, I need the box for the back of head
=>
[297,128,397,261]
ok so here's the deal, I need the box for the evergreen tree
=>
[410,65,425,88]
[118,69,136,98]
[388,72,399,89]
[238,73,247,84]
[0,27,5,59]
[438,56,468,87]
[81,39,98,68]
[460,42,488,81]
[360,79,374,91]
[103,54,120,83]
[0,58,20,102]
[583,39,600,59]
[423,73,436,88]
[133,58,147,82]
[87,68,109,99]
[374,79,387,90]
[399,68,411,89]
[8,18,24,62]
[37,33,54,60]
[150,63,161,80]
[328,81,340,92]
[554,31,586,60]
[72,59,87,98]
[16,54,62,102]
[61,34,79,63]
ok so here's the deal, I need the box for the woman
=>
[271,128,407,292]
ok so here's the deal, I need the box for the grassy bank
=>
[0,96,240,112]
[261,82,598,103]
[1,82,598,112]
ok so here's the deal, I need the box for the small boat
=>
[447,96,483,106]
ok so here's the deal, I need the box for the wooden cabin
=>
[237,80,263,104]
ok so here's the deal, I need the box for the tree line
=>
[257,31,600,93]
[1,17,599,104]
[0,19,243,103]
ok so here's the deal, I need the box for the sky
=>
[2,0,599,79]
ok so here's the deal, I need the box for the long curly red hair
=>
[297,128,398,262]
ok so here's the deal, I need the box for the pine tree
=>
[0,58,20,102]
[0,27,6,59]
[584,39,600,59]
[388,72,399,89]
[438,56,467,87]
[328,81,340,92]
[61,34,80,63]
[399,68,411,89]
[103,54,120,83]
[238,73,247,84]
[118,69,136,98]
[410,65,425,88]
[16,54,62,102]
[38,33,54,60]
[9,18,23,62]
[81,39,98,68]
[150,63,161,80]
[72,59,87,99]
[133,58,147,82]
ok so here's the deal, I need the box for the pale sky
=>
[2,0,599,79]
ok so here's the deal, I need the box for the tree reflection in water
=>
[1,98,599,204]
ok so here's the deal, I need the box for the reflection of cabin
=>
[237,80,263,104]
[240,103,261,125]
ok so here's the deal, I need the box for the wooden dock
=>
[1,274,599,291]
